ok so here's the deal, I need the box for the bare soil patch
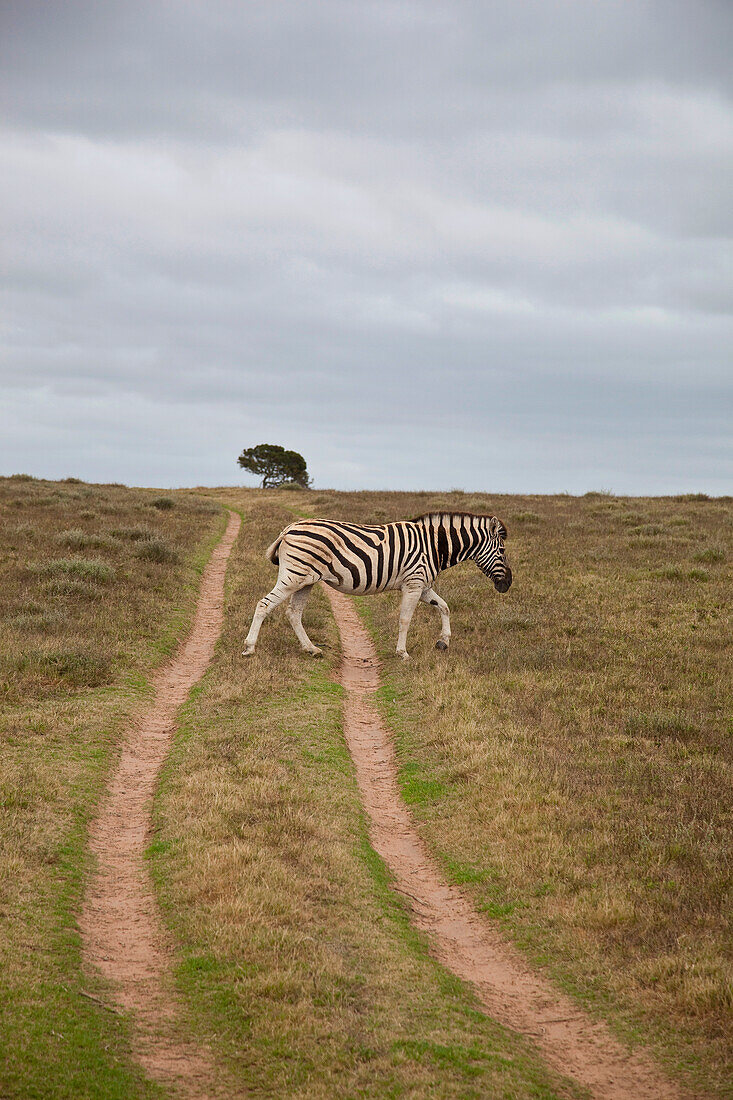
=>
[80,509,241,1098]
[324,585,684,1100]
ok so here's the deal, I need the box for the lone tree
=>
[237,443,310,489]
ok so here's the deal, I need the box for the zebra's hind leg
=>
[420,587,451,650]
[242,580,295,656]
[396,583,424,661]
[285,585,322,656]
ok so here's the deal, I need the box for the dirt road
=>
[80,510,241,1099]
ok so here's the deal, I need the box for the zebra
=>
[242,511,512,661]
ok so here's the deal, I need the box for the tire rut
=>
[324,585,684,1100]
[80,509,241,1099]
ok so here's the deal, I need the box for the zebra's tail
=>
[265,522,298,566]
[266,535,284,565]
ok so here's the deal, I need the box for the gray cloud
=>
[1,0,731,493]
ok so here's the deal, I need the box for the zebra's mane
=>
[410,511,509,537]
[411,510,494,523]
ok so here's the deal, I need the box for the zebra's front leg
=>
[396,583,423,662]
[420,587,451,651]
[285,585,322,656]
[242,580,294,656]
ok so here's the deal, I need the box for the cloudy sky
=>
[1,1,731,493]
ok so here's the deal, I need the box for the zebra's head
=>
[475,516,512,592]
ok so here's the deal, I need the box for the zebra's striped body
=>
[243,512,511,660]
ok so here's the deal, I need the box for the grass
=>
[110,524,157,541]
[268,488,729,1099]
[149,492,584,1098]
[695,545,726,565]
[135,538,179,563]
[30,557,117,584]
[54,529,123,552]
[0,475,224,1099]
[3,479,729,1097]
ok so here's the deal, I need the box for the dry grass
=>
[261,488,730,1097]
[150,491,584,1098]
[4,478,728,1097]
[0,474,223,1099]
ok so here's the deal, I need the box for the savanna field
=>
[1,475,730,1098]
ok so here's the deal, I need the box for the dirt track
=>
[80,510,240,1099]
[323,585,683,1100]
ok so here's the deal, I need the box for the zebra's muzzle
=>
[494,567,512,593]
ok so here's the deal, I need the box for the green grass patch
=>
[135,538,179,563]
[110,525,157,541]
[54,530,123,552]
[624,711,698,741]
[694,545,726,564]
[400,760,448,805]
[31,558,116,583]
[653,566,709,582]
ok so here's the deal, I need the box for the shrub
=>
[625,711,697,741]
[135,538,178,564]
[55,529,122,551]
[151,496,175,510]
[654,566,683,581]
[620,512,647,526]
[653,567,708,582]
[694,545,725,564]
[44,578,102,600]
[13,650,112,690]
[629,524,665,536]
[31,558,116,583]
[8,473,36,481]
[11,522,36,539]
[8,610,67,633]
[62,477,84,484]
[110,524,156,541]
[513,512,541,524]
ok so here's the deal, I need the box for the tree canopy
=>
[237,443,310,489]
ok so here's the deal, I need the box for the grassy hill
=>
[1,478,730,1097]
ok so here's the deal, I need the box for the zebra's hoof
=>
[435,640,449,651]
[398,651,411,663]
[242,647,255,658]
[307,647,323,658]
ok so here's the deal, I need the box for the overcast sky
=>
[1,1,731,493]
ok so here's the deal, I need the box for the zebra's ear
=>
[489,516,508,539]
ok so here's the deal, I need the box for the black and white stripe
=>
[243,511,511,660]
